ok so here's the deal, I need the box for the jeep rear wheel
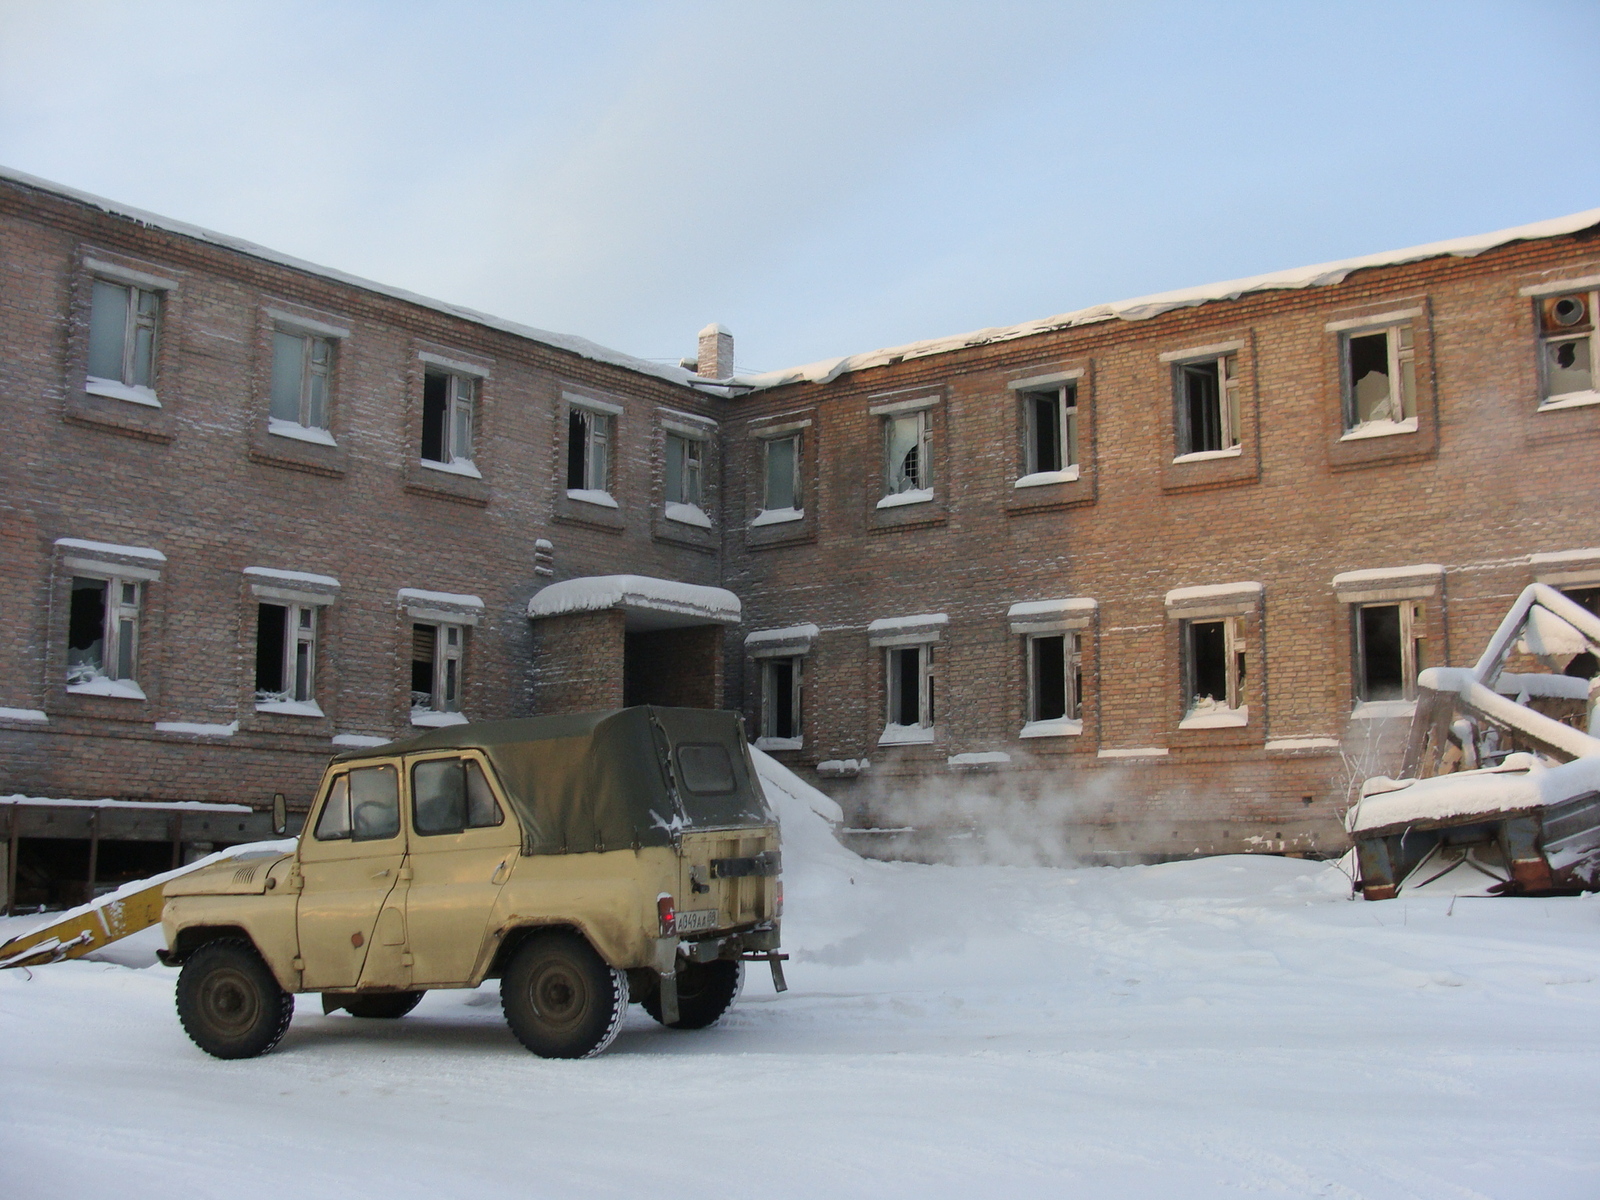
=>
[643,958,744,1030]
[501,932,627,1059]
[176,939,295,1059]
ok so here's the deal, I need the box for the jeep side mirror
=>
[272,792,287,837]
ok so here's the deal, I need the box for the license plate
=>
[675,908,720,934]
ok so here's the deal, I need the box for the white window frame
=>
[882,409,933,497]
[85,277,162,405]
[66,574,144,698]
[567,404,614,498]
[411,621,465,718]
[1341,323,1416,434]
[1020,384,1078,477]
[1027,631,1081,724]
[255,602,320,712]
[664,431,704,507]
[760,432,802,516]
[882,643,935,740]
[1174,353,1241,459]
[1535,289,1599,408]
[759,655,803,748]
[421,369,476,468]
[1355,600,1425,705]
[270,327,335,434]
[1181,616,1248,727]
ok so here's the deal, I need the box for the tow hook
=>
[740,951,789,993]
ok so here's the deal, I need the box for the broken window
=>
[664,432,703,507]
[66,576,140,688]
[761,656,802,741]
[566,407,611,492]
[1343,325,1416,430]
[1537,291,1597,402]
[1176,355,1240,455]
[270,329,333,431]
[885,643,934,729]
[762,433,800,512]
[1019,383,1078,476]
[884,410,932,495]
[1356,601,1424,702]
[87,278,160,391]
[1028,632,1081,722]
[1184,618,1246,716]
[421,369,475,465]
[255,602,318,706]
[411,622,464,715]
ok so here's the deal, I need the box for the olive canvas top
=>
[335,706,772,856]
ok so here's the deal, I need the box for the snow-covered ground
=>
[4,787,1599,1199]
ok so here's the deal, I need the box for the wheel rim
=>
[527,959,589,1033]
[199,967,261,1036]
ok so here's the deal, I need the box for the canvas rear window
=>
[676,743,736,794]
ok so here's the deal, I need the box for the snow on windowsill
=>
[1350,699,1416,720]
[1171,446,1241,465]
[664,502,712,528]
[751,506,804,527]
[332,733,391,748]
[1340,416,1418,441]
[67,677,146,701]
[1265,737,1342,752]
[878,723,936,746]
[1537,390,1600,413]
[755,736,803,751]
[877,488,934,509]
[1097,746,1169,759]
[1020,718,1083,739]
[948,751,1011,767]
[55,538,167,563]
[420,457,483,480]
[1179,703,1249,729]
[255,698,325,718]
[154,720,239,737]
[411,709,469,728]
[0,707,48,724]
[84,376,160,407]
[566,488,618,508]
[816,758,870,776]
[268,417,337,447]
[1014,466,1080,489]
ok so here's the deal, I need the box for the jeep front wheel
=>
[501,932,627,1059]
[175,939,295,1059]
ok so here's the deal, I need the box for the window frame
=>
[1355,600,1425,704]
[1181,616,1247,723]
[663,431,704,508]
[1340,322,1417,433]
[421,368,477,467]
[1018,383,1078,478]
[566,403,616,498]
[411,620,466,718]
[759,655,803,745]
[1027,631,1081,725]
[85,277,163,403]
[1173,353,1241,458]
[761,432,802,514]
[65,573,143,695]
[255,601,320,709]
[882,408,934,498]
[884,643,934,731]
[269,326,336,434]
[1535,289,1599,407]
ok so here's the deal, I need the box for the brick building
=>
[3,164,1599,892]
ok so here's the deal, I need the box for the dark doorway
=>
[623,626,721,708]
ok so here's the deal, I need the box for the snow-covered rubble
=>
[2,777,1597,1199]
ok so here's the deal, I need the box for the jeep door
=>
[296,763,407,990]
[403,753,521,985]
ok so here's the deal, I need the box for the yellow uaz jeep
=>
[159,707,784,1059]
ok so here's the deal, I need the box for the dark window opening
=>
[765,657,798,739]
[1032,635,1067,721]
[1028,392,1061,473]
[255,603,287,695]
[421,370,448,463]
[1359,604,1405,701]
[888,645,928,726]
[1181,361,1222,453]
[566,409,587,488]
[68,578,107,675]
[412,623,436,706]
[1189,620,1229,705]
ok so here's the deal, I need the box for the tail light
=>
[657,893,676,937]
[774,880,784,918]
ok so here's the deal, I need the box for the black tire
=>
[642,958,744,1030]
[341,991,425,1019]
[501,931,627,1059]
[175,938,295,1060]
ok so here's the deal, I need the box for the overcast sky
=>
[3,1,1597,374]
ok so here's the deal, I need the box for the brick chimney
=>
[696,323,734,380]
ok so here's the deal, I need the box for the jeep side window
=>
[313,765,400,841]
[412,757,504,835]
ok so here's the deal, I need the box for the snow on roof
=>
[1006,598,1097,619]
[526,575,741,626]
[735,207,1600,389]
[53,537,166,562]
[243,566,341,589]
[0,165,700,391]
[1348,753,1600,833]
[397,588,486,610]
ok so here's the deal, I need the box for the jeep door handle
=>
[491,860,510,884]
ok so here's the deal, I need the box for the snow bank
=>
[1349,753,1600,832]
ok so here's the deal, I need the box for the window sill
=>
[664,501,712,528]
[85,377,160,408]
[1350,699,1415,720]
[154,720,239,738]
[878,723,936,746]
[67,678,147,701]
[1537,390,1600,413]
[947,751,1011,768]
[421,457,483,480]
[0,706,49,724]
[1340,417,1417,442]
[256,699,325,718]
[1172,446,1241,465]
[268,418,337,447]
[1014,467,1080,488]
[755,736,803,751]
[1020,717,1083,738]
[1178,705,1248,729]
[751,506,804,527]
[877,488,934,510]
[411,709,469,727]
